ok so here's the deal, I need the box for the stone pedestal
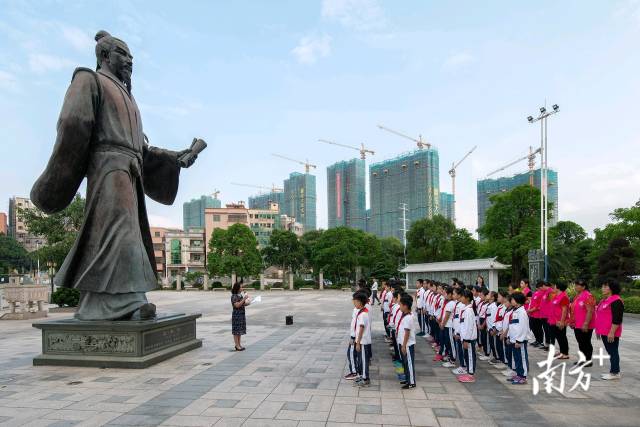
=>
[260,273,265,291]
[319,271,324,290]
[176,275,182,291]
[1,284,50,320]
[203,273,210,290]
[288,272,294,291]
[32,313,202,369]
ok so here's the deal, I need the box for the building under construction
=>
[439,192,454,221]
[369,149,440,240]
[327,158,366,231]
[183,195,222,229]
[248,191,285,211]
[283,172,316,231]
[477,168,558,231]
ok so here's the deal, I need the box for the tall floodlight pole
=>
[527,104,559,281]
[399,203,409,283]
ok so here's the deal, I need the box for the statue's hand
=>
[177,138,206,168]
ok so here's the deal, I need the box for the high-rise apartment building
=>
[439,192,454,221]
[183,195,221,229]
[248,191,285,211]
[8,197,45,252]
[369,149,440,240]
[283,172,316,232]
[327,158,366,230]
[477,168,558,231]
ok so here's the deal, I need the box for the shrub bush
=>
[51,287,80,307]
[271,281,283,288]
[211,281,223,289]
[293,278,316,289]
[623,296,640,314]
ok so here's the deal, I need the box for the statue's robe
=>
[31,68,181,320]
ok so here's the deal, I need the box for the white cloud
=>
[291,34,332,64]
[443,52,474,70]
[0,70,18,91]
[28,53,74,73]
[321,0,385,31]
[61,26,94,52]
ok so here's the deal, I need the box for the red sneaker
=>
[457,374,476,383]
[433,354,444,362]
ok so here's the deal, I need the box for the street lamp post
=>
[527,104,559,281]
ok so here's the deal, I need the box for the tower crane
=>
[271,153,317,173]
[448,145,477,225]
[377,124,430,149]
[211,189,221,199]
[318,139,375,160]
[230,182,283,193]
[486,146,542,185]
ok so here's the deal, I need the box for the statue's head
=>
[95,30,133,93]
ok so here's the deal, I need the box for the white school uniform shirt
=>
[444,300,456,328]
[389,304,399,330]
[434,294,445,319]
[421,288,428,309]
[416,288,424,309]
[501,308,512,336]
[355,308,371,345]
[494,304,506,332]
[365,302,372,323]
[349,308,358,338]
[452,301,462,335]
[383,291,393,313]
[508,306,529,343]
[459,304,478,341]
[479,301,488,319]
[398,312,416,346]
[371,281,378,291]
[485,302,497,330]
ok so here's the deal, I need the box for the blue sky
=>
[1,0,639,235]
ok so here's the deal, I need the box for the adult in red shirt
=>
[547,282,570,359]
[569,279,596,366]
[537,281,553,351]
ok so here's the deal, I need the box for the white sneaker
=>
[502,369,515,377]
[452,367,467,375]
[601,373,621,381]
[478,355,490,361]
[442,361,455,368]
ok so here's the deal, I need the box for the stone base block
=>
[32,313,202,368]
[1,311,48,320]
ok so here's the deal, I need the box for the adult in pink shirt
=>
[570,279,596,366]
[548,282,570,359]
[527,281,545,348]
[537,282,553,350]
[596,279,624,380]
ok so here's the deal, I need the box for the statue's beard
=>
[123,74,132,94]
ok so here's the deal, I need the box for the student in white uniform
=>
[352,291,372,387]
[457,289,478,383]
[508,292,530,385]
[398,293,417,389]
[344,304,359,380]
[383,282,394,341]
[416,279,425,336]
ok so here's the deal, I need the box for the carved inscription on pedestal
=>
[45,332,136,355]
[142,322,195,354]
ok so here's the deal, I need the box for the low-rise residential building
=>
[8,197,45,252]
[0,212,7,235]
[164,228,206,278]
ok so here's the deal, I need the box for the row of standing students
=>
[344,276,624,388]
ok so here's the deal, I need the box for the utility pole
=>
[399,203,409,283]
[527,104,559,282]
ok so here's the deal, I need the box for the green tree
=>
[312,227,377,283]
[479,185,541,283]
[593,200,640,273]
[549,221,587,246]
[369,237,403,280]
[407,215,456,263]
[262,229,304,273]
[20,194,85,268]
[597,237,637,284]
[0,234,30,274]
[206,224,261,280]
[451,228,479,261]
[300,229,323,271]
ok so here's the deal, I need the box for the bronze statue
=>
[31,31,206,321]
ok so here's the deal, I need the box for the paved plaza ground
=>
[1,290,640,427]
